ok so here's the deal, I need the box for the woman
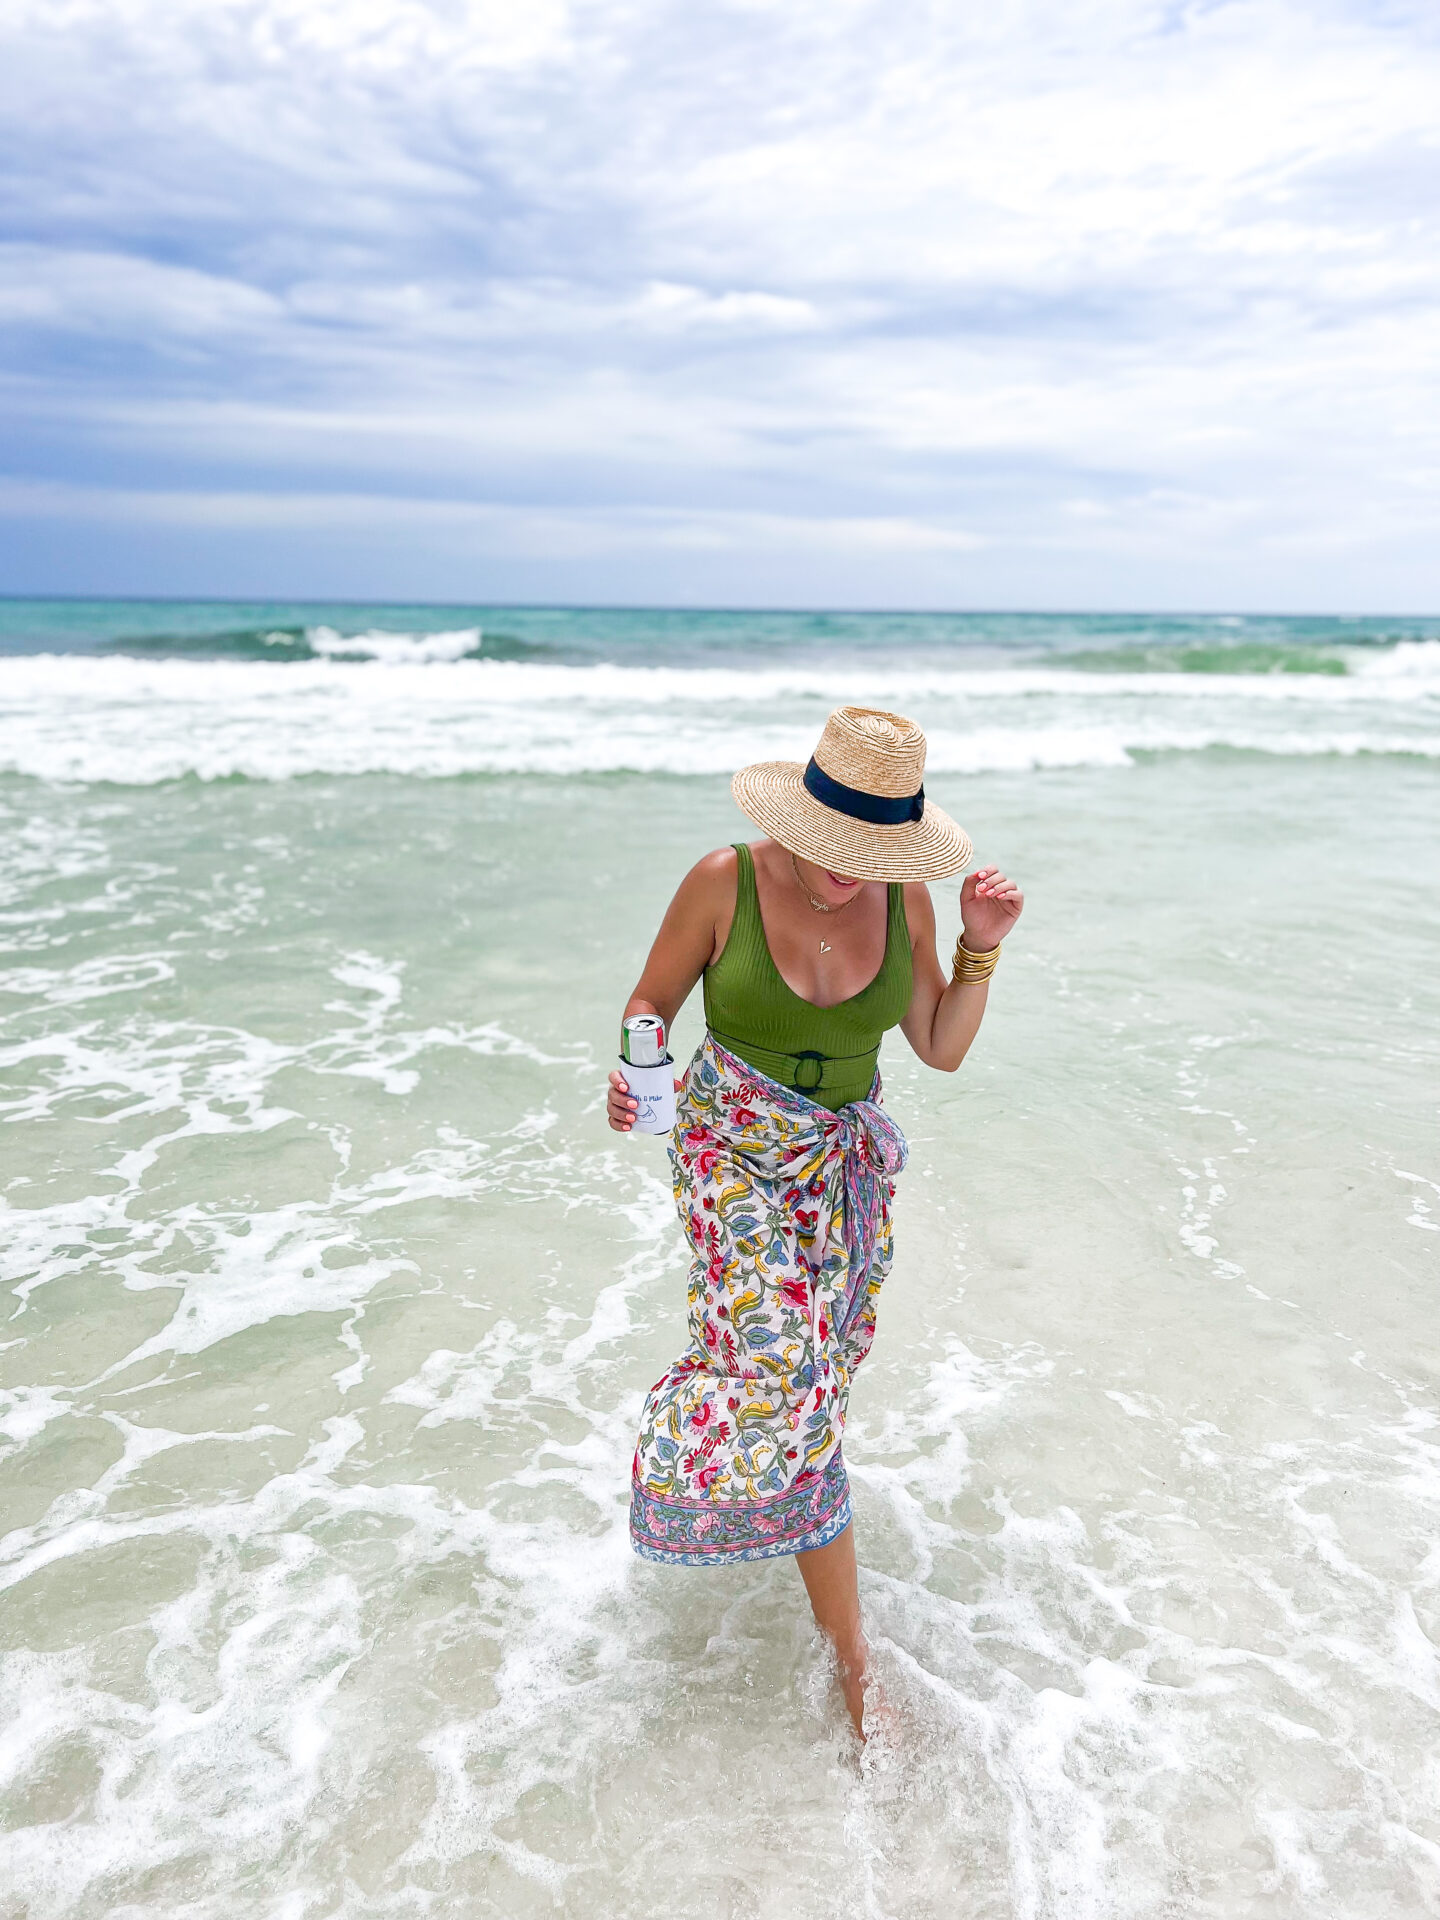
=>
[608,706,1023,1739]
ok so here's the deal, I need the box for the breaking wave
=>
[1,653,1438,784]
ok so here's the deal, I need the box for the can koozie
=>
[620,1015,676,1136]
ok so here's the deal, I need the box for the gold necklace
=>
[790,851,855,951]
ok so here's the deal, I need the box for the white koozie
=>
[622,1056,677,1136]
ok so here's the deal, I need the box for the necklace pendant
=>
[819,939,831,953]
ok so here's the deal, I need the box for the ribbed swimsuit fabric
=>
[702,842,913,1111]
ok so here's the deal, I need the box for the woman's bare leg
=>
[796,1522,869,1738]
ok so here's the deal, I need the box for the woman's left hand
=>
[959,867,1025,952]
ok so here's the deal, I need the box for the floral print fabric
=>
[630,1034,907,1567]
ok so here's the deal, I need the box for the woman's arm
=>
[607,848,736,1131]
[899,866,1024,1072]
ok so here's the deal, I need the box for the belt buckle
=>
[792,1049,825,1093]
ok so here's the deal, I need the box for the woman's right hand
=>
[608,1069,639,1132]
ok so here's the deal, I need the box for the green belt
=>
[708,1029,879,1095]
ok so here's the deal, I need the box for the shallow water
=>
[1,609,1439,1916]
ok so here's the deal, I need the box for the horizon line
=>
[1,595,1437,622]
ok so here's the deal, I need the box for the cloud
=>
[0,476,990,556]
[0,0,1437,605]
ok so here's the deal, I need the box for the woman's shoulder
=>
[693,844,741,878]
[684,844,740,890]
[672,845,741,914]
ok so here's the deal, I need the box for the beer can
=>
[618,1015,676,1136]
[621,1014,667,1068]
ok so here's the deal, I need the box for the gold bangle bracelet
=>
[951,937,1002,985]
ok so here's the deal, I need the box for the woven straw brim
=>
[731,761,973,883]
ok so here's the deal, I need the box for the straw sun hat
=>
[732,705,973,884]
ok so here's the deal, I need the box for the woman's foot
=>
[833,1634,870,1741]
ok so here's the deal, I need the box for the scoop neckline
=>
[741,843,897,1014]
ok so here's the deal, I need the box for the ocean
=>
[1,600,1437,1917]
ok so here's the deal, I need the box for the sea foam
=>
[2,754,1437,1915]
[1,653,1437,784]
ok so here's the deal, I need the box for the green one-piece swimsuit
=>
[702,843,913,1110]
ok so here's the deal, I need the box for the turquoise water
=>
[1,603,1438,1916]
[2,598,1437,668]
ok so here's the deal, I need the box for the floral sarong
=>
[630,1033,907,1567]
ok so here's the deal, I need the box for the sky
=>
[1,0,1437,610]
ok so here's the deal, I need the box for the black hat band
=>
[802,756,925,826]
